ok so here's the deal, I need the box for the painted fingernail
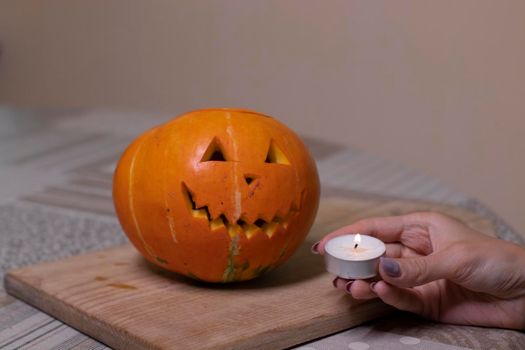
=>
[369,282,377,293]
[380,257,401,277]
[333,278,353,289]
[344,281,354,293]
[311,242,320,254]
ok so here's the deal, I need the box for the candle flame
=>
[353,233,361,249]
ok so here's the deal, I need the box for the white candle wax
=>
[324,234,386,279]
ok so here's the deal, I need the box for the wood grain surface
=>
[5,193,496,350]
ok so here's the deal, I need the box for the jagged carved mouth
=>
[181,183,295,239]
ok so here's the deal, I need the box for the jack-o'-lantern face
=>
[113,109,320,282]
[182,129,302,239]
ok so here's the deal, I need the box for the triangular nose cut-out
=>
[244,175,258,185]
[265,140,290,165]
[201,137,227,162]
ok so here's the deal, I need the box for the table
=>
[0,106,523,350]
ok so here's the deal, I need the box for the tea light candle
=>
[324,233,386,279]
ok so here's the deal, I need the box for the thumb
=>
[379,252,458,288]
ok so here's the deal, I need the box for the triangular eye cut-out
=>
[201,137,227,162]
[265,140,290,165]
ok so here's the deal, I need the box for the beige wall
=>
[1,1,524,233]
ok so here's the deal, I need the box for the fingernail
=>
[344,281,354,293]
[369,282,377,293]
[333,278,353,289]
[311,242,320,254]
[380,257,401,277]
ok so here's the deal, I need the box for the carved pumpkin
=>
[113,108,320,282]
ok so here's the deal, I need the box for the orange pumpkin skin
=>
[113,108,320,282]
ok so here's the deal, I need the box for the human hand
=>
[313,212,525,329]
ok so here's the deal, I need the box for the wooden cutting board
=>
[5,191,496,350]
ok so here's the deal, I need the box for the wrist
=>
[519,245,525,294]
